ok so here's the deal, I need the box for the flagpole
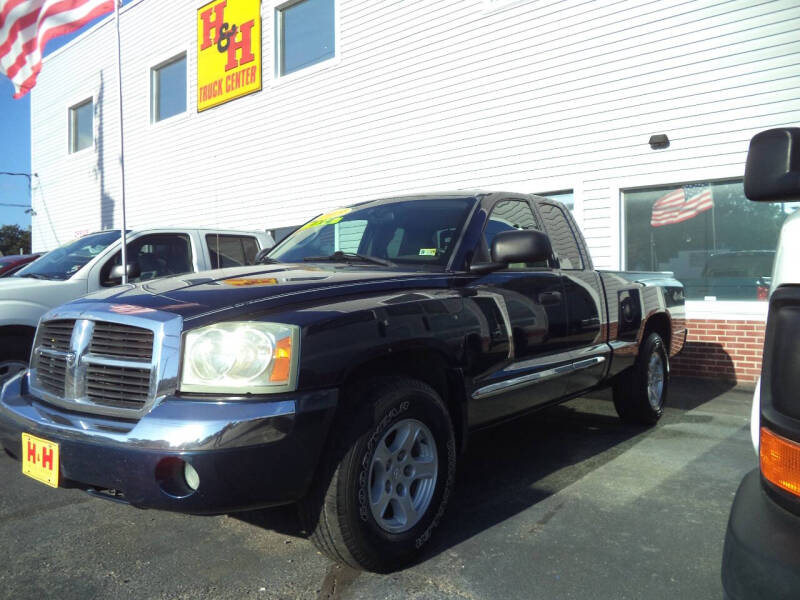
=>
[114,1,128,284]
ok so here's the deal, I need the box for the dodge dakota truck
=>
[0,192,685,571]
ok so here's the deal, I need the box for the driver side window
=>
[101,234,193,286]
[482,200,547,269]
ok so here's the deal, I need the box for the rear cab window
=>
[536,202,584,270]
[207,234,260,268]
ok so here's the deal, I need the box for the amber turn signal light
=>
[269,336,293,383]
[761,427,800,497]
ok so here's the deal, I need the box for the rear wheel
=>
[299,377,457,572]
[613,332,668,425]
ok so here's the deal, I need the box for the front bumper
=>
[0,372,337,514]
[722,469,800,600]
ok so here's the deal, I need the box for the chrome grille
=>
[29,313,173,419]
[86,364,151,410]
[38,320,75,352]
[35,353,67,396]
[90,322,154,361]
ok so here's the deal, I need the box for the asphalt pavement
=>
[0,378,756,600]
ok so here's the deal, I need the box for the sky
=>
[0,5,126,231]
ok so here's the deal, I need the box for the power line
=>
[0,173,38,214]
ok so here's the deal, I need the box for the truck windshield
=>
[15,231,121,280]
[269,197,476,268]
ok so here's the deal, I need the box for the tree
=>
[0,224,32,256]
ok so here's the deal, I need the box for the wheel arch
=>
[0,324,37,360]
[641,312,671,355]
[339,347,469,454]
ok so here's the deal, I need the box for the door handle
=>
[538,291,562,305]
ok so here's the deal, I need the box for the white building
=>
[29,0,800,383]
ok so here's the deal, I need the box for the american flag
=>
[1,0,116,99]
[650,184,714,227]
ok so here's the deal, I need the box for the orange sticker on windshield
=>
[223,277,278,287]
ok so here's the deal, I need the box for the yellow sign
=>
[300,208,353,230]
[197,0,261,112]
[21,433,60,488]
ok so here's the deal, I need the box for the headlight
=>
[180,322,299,394]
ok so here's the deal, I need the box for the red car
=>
[0,254,42,277]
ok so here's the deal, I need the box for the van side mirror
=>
[491,229,552,265]
[107,262,141,285]
[744,128,800,202]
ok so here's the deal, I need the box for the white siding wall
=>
[31,0,800,278]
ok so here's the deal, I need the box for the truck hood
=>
[69,263,456,323]
[0,276,87,303]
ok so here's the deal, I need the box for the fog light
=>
[184,462,200,491]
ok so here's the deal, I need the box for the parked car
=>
[722,127,800,600]
[0,228,273,384]
[700,250,774,301]
[0,253,43,278]
[0,192,685,571]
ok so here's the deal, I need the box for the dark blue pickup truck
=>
[0,191,685,571]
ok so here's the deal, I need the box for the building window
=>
[539,190,574,211]
[624,180,796,301]
[276,0,335,77]
[151,54,187,122]
[69,99,93,153]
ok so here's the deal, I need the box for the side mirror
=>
[491,229,552,265]
[107,262,141,284]
[255,247,274,264]
[744,128,800,202]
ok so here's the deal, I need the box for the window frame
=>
[271,0,340,84]
[68,97,93,154]
[150,52,188,124]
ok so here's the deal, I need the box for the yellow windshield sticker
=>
[419,248,437,256]
[223,277,278,287]
[300,208,352,230]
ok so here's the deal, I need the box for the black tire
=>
[0,333,31,386]
[613,332,669,425]
[299,376,457,572]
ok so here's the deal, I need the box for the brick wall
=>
[672,319,766,384]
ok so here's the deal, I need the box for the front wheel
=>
[613,332,669,425]
[299,377,457,572]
